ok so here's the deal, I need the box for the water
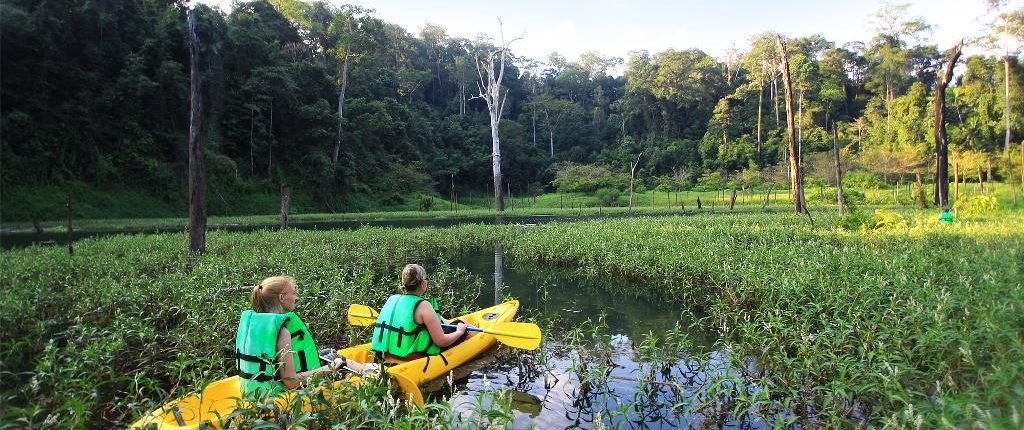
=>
[436,250,769,429]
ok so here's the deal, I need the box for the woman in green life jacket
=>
[371,264,473,360]
[235,276,374,397]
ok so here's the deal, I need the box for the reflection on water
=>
[439,249,769,429]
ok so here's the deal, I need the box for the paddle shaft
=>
[441,323,534,340]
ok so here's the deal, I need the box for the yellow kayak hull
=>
[128,375,360,429]
[339,299,520,405]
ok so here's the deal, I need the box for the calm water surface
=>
[437,250,768,429]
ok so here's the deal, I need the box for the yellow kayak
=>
[339,299,520,405]
[130,300,519,428]
[128,374,361,429]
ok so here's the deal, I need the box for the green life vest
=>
[370,294,443,359]
[234,310,320,397]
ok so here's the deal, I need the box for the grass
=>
[7,182,1020,234]
[2,192,1022,427]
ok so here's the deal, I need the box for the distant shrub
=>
[872,209,908,230]
[845,171,884,190]
[839,209,873,231]
[595,187,622,206]
[551,163,629,193]
[694,171,725,191]
[953,195,998,217]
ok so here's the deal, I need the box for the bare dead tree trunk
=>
[833,125,845,215]
[280,184,289,230]
[542,108,554,157]
[628,151,645,211]
[798,89,803,154]
[757,83,763,156]
[1006,56,1012,152]
[332,53,351,163]
[934,40,963,209]
[777,35,805,213]
[729,189,737,210]
[187,8,207,253]
[474,23,520,212]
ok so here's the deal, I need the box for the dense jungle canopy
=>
[1,0,1021,220]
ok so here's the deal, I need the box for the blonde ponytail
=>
[251,276,294,312]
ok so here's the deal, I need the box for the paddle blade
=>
[347,304,378,327]
[488,322,543,350]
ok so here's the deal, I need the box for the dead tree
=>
[472,22,521,212]
[187,8,207,253]
[628,150,647,211]
[934,40,964,209]
[776,35,806,213]
[832,124,846,215]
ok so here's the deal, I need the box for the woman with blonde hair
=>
[370,264,472,360]
[235,276,374,397]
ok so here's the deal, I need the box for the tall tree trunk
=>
[798,89,803,153]
[833,124,845,215]
[934,40,963,209]
[757,83,763,156]
[772,77,780,128]
[628,151,644,211]
[332,54,350,163]
[777,35,805,213]
[475,28,517,212]
[490,111,504,211]
[280,184,289,230]
[1006,56,1012,152]
[187,8,206,253]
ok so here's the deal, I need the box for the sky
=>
[199,0,1019,70]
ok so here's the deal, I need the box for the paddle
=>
[346,303,542,350]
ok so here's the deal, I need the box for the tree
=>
[743,34,782,154]
[472,22,520,212]
[935,40,964,208]
[628,149,648,210]
[777,35,807,213]
[187,7,207,253]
